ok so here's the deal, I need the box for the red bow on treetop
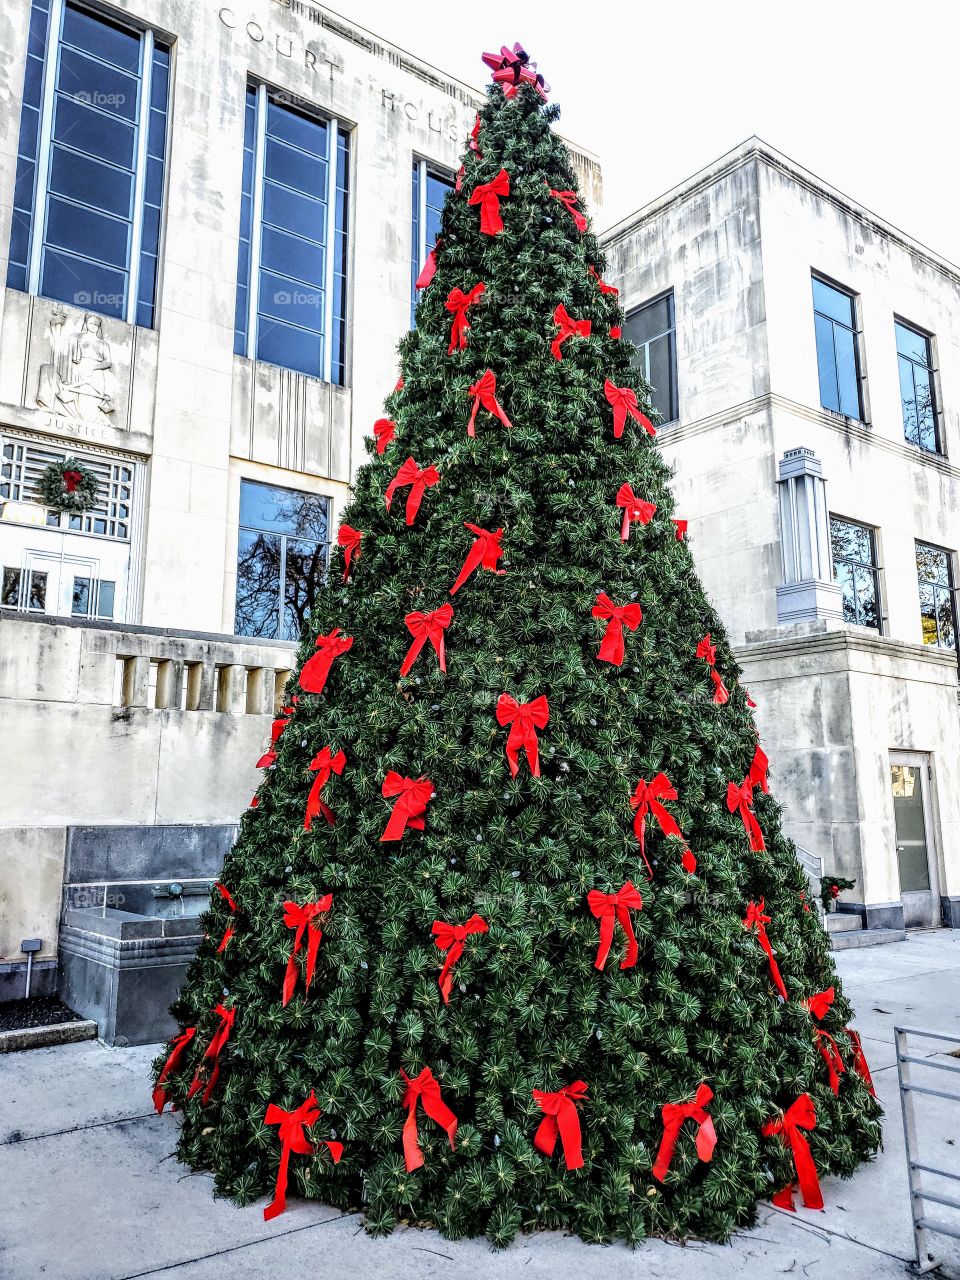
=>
[186,1003,235,1106]
[446,283,485,354]
[629,773,683,878]
[548,187,587,232]
[337,525,362,581]
[303,746,346,832]
[726,776,766,852]
[604,379,656,439]
[299,628,354,696]
[385,456,440,525]
[652,1083,717,1182]
[431,914,489,1004]
[263,1091,342,1221]
[761,1094,823,1212]
[496,693,549,778]
[615,484,656,541]
[380,772,434,842]
[532,1081,587,1170]
[588,264,618,296]
[592,591,642,666]
[281,896,332,1006]
[743,899,788,1000]
[373,417,396,454]
[401,604,454,677]
[415,240,440,290]
[153,1025,196,1114]
[469,168,510,236]
[481,44,550,101]
[400,1067,458,1171]
[467,370,512,437]
[449,523,505,595]
[551,303,591,360]
[586,881,642,970]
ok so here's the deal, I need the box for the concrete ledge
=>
[832,928,908,950]
[0,1019,98,1053]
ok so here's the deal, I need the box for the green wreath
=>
[36,456,100,515]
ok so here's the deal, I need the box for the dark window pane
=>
[912,365,937,452]
[899,356,919,445]
[812,278,854,326]
[833,325,861,418]
[52,94,136,169]
[62,3,141,73]
[72,575,91,615]
[266,101,328,156]
[262,182,327,244]
[240,479,328,539]
[854,566,879,629]
[283,535,325,640]
[260,224,326,289]
[97,579,115,618]
[835,561,856,623]
[48,145,133,217]
[646,330,676,423]
[256,314,322,377]
[39,247,127,316]
[235,528,281,638]
[45,195,130,268]
[263,138,327,198]
[57,45,139,120]
[25,569,47,610]
[257,270,324,331]
[624,294,672,347]
[1,567,20,607]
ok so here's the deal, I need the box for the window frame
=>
[915,539,958,652]
[895,315,942,456]
[811,272,866,422]
[829,513,884,633]
[623,287,678,425]
[410,156,455,328]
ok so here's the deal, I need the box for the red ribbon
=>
[803,986,835,1021]
[652,1083,717,1182]
[63,468,84,493]
[593,591,642,666]
[762,1094,824,1211]
[604,379,656,439]
[415,240,439,290]
[401,604,454,676]
[482,44,550,101]
[216,882,237,912]
[748,743,770,793]
[551,303,591,360]
[380,772,434,842]
[186,1003,235,1105]
[615,484,656,541]
[337,524,362,581]
[373,418,396,454]
[394,376,404,393]
[431,915,489,1004]
[400,1067,458,1171]
[153,1025,196,1114]
[695,634,717,665]
[303,746,346,831]
[385,456,440,525]
[845,1029,876,1096]
[532,1081,587,1170]
[696,634,729,705]
[467,370,512,437]
[610,325,622,339]
[630,773,682,877]
[707,671,729,704]
[263,1091,342,1221]
[216,925,234,953]
[727,777,766,852]
[587,881,642,970]
[548,187,587,232]
[814,1029,846,1095]
[588,264,618,296]
[744,899,788,1000]
[469,168,510,235]
[470,113,482,154]
[299,627,353,695]
[282,896,332,1006]
[496,693,549,777]
[256,710,293,769]
[446,283,485,354]
[673,518,688,540]
[449,523,505,595]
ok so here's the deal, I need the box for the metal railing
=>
[895,1025,960,1274]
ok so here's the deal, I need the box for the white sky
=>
[329,0,960,265]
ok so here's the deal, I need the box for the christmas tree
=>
[153,44,881,1247]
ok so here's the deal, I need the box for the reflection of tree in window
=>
[896,321,939,453]
[812,277,863,420]
[916,542,956,650]
[830,517,880,630]
[235,480,328,640]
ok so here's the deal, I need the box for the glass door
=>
[890,754,940,928]
[0,527,127,621]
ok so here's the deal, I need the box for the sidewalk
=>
[2,931,959,1280]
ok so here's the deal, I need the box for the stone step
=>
[825,913,863,933]
[831,928,907,950]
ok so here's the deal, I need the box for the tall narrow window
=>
[7,0,169,327]
[830,516,881,631]
[235,480,329,641]
[896,320,940,454]
[234,85,350,385]
[622,290,678,424]
[410,159,454,327]
[812,276,863,420]
[916,542,957,651]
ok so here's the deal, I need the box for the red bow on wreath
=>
[337,525,362,581]
[263,1091,342,1221]
[415,240,440,290]
[762,1094,824,1211]
[615,484,656,541]
[401,604,454,676]
[744,899,788,1000]
[299,628,353,695]
[496,693,549,777]
[373,418,396,454]
[532,1081,587,1170]
[186,1003,236,1106]
[281,896,332,1006]
[446,283,485,354]
[153,1025,196,1114]
[449,523,505,595]
[431,914,489,1004]
[380,772,434,842]
[551,304,591,360]
[303,746,346,831]
[586,881,642,970]
[467,370,512,437]
[592,592,642,665]
[469,168,510,236]
[63,469,83,493]
[726,776,766,851]
[651,1083,717,1182]
[400,1067,458,1171]
[604,379,656,439]
[630,773,682,877]
[548,187,587,232]
[385,457,440,525]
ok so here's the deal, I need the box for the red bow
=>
[467,370,512,437]
[385,456,440,525]
[707,668,728,705]
[696,634,717,665]
[263,1091,342,1221]
[282,896,332,1006]
[63,469,83,493]
[652,1083,717,1182]
[186,1003,235,1105]
[256,709,293,769]
[630,773,682,877]
[845,1029,876,1096]
[593,591,642,666]
[673,518,688,540]
[394,377,404,393]
[373,418,396,454]
[469,113,482,154]
[748,743,769,793]
[696,634,729,705]
[762,1094,823,1211]
[615,484,656,541]
[744,899,788,1000]
[449,523,505,595]
[604,379,655,439]
[803,986,835,1021]
[303,746,346,831]
[548,187,586,232]
[469,168,510,235]
[415,240,440,290]
[299,628,353,695]
[215,882,237,912]
[814,1029,846,1096]
[401,604,454,676]
[337,524,362,581]
[532,1081,587,1170]
[380,772,434,842]
[551,303,591,360]
[588,265,618,296]
[153,1025,196,1114]
[496,693,549,777]
[446,283,485,354]
[400,1067,458,1171]
[482,43,550,101]
[431,915,489,1004]
[726,777,766,852]
[610,325,622,339]
[587,881,642,970]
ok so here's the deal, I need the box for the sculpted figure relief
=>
[37,309,116,423]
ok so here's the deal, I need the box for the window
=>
[1,436,134,540]
[8,0,169,327]
[830,516,881,631]
[235,480,329,640]
[916,542,957,651]
[622,290,678,424]
[812,276,863,419]
[2,566,47,611]
[896,320,940,454]
[71,575,115,618]
[234,85,350,385]
[411,159,454,327]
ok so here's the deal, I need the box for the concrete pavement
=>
[1,931,959,1279]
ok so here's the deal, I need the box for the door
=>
[0,527,127,622]
[890,754,940,928]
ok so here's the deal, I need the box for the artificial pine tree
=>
[153,43,881,1246]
